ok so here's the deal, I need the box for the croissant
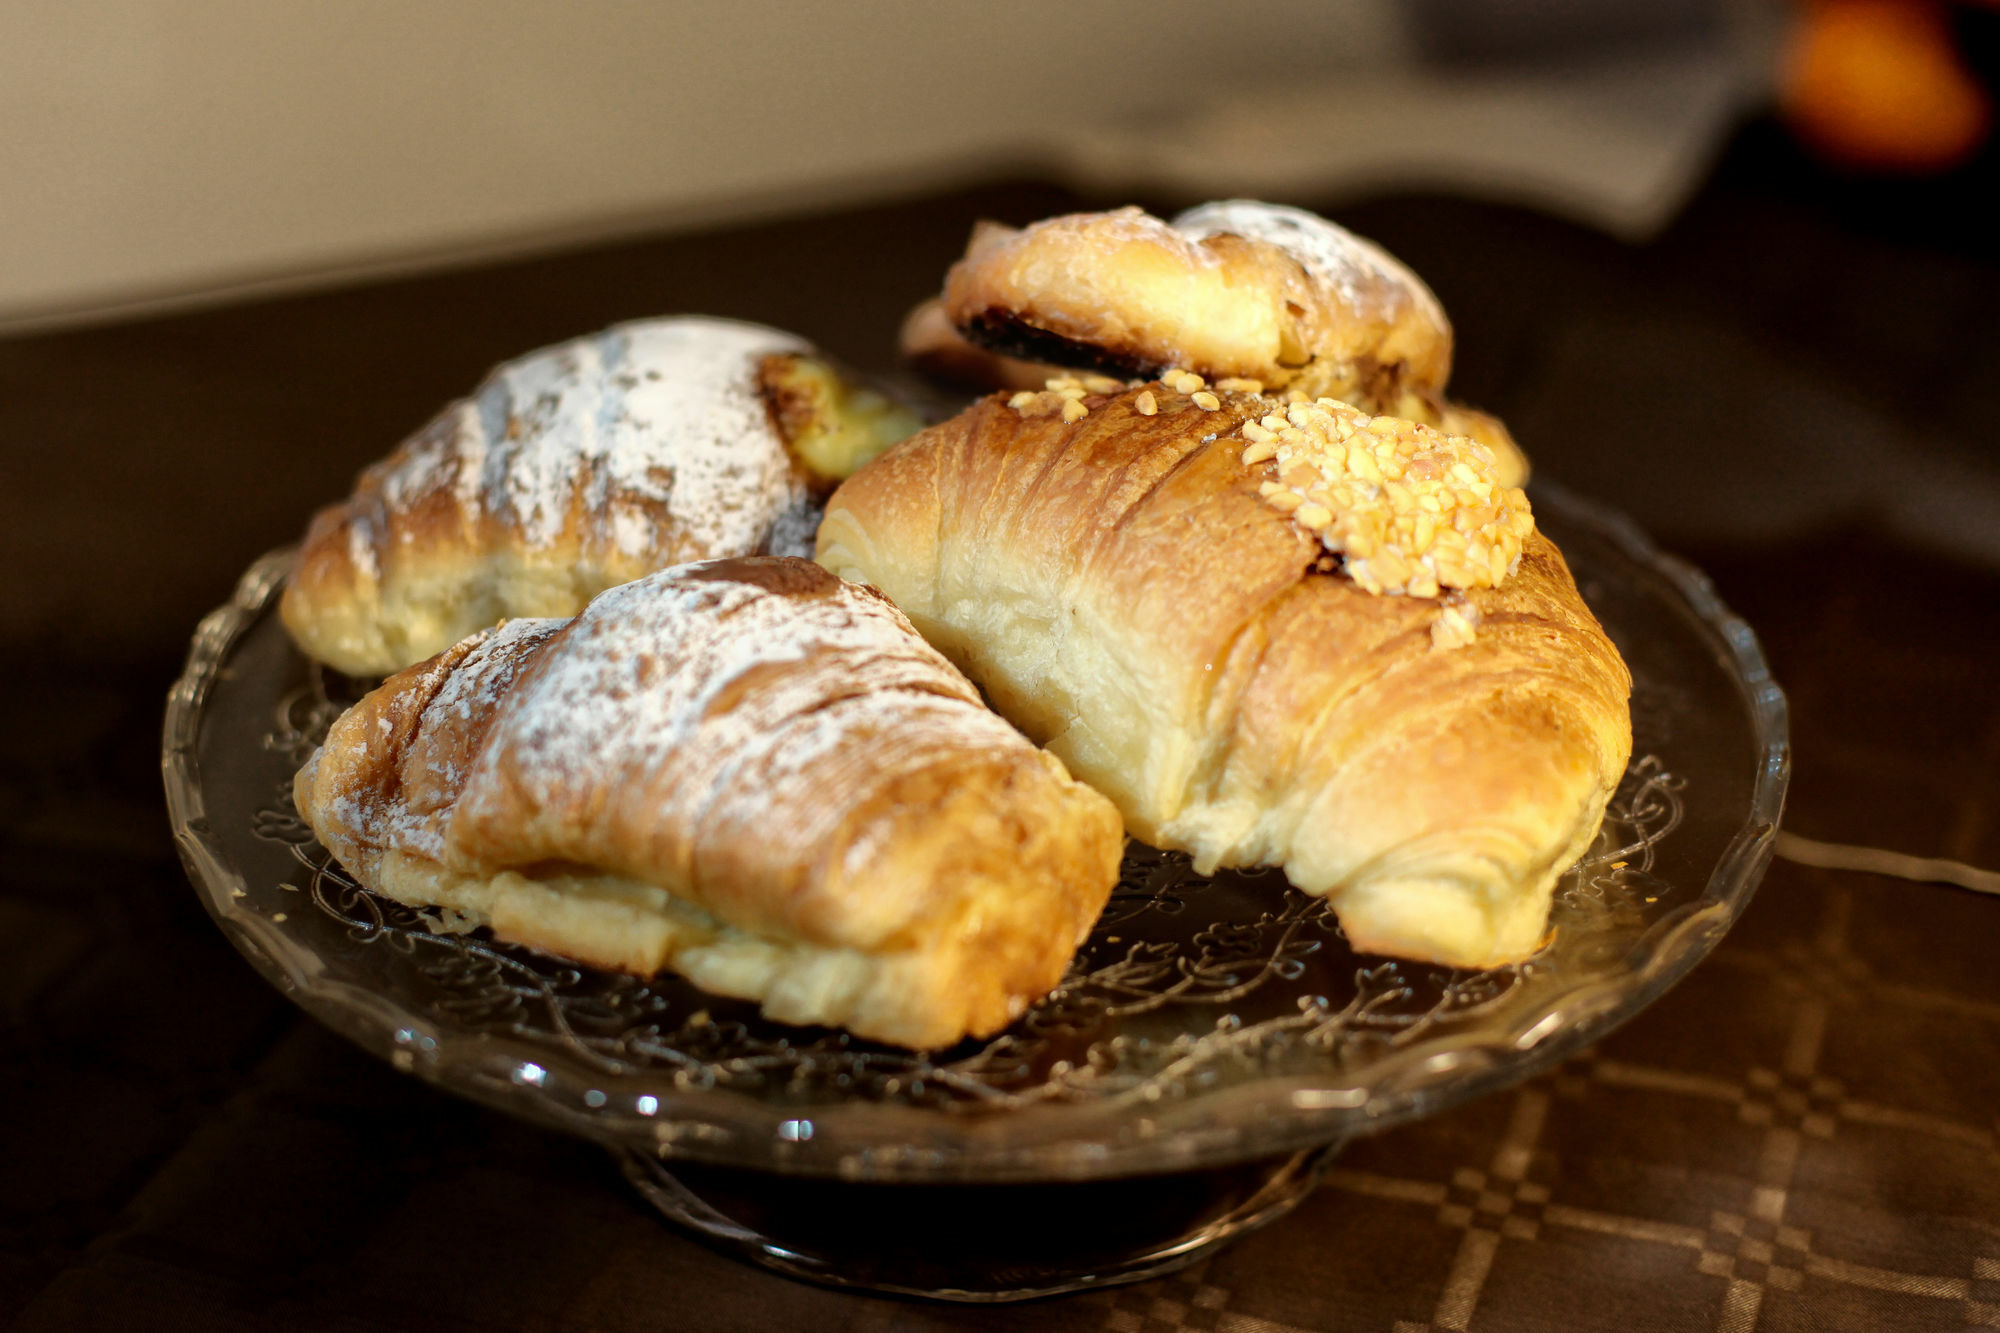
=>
[817,383,1631,968]
[293,556,1125,1048]
[281,316,920,676]
[936,202,1528,486]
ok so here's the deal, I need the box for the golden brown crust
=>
[943,204,1448,401]
[293,557,1125,1048]
[932,204,1528,486]
[818,389,1631,968]
[279,317,917,677]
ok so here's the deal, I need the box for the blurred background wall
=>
[0,0,1400,328]
[0,0,1763,333]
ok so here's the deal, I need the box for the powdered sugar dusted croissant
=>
[293,557,1124,1048]
[818,383,1630,969]
[281,316,921,676]
[936,202,1527,486]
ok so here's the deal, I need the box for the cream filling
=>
[303,557,616,676]
[769,355,924,484]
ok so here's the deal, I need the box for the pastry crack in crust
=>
[962,308,1167,381]
[293,557,1125,1049]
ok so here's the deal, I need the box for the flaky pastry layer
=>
[818,388,1632,968]
[294,557,1125,1048]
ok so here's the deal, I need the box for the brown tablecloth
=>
[5,122,1998,1331]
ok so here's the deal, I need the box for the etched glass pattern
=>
[165,484,1787,1182]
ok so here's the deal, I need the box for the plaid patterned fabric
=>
[1080,874,2000,1333]
[1059,536,2000,1333]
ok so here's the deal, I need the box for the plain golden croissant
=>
[282,316,920,676]
[817,383,1632,969]
[935,201,1528,486]
[293,556,1125,1048]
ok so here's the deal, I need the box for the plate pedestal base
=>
[618,1142,1341,1303]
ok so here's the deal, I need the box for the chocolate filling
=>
[961,311,1166,381]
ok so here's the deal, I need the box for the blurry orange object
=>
[1781,0,1991,171]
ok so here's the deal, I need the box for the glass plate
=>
[163,483,1787,1189]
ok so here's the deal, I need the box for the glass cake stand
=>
[163,483,1788,1302]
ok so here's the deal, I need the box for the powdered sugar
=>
[432,561,1034,924]
[363,316,820,564]
[1172,201,1445,328]
[418,618,564,776]
[458,564,993,841]
[344,512,380,584]
[320,617,563,862]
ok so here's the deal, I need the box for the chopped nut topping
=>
[1134,390,1159,416]
[1215,377,1264,393]
[1011,373,1148,420]
[1191,390,1221,411]
[1161,369,1207,395]
[1431,597,1482,650]
[1230,392,1533,604]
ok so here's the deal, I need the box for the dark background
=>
[4,117,1999,1330]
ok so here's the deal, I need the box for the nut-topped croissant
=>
[281,316,921,676]
[293,557,1125,1048]
[817,381,1631,969]
[930,202,1528,486]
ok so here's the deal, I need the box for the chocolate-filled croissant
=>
[817,384,1631,968]
[293,557,1124,1048]
[934,202,1528,486]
